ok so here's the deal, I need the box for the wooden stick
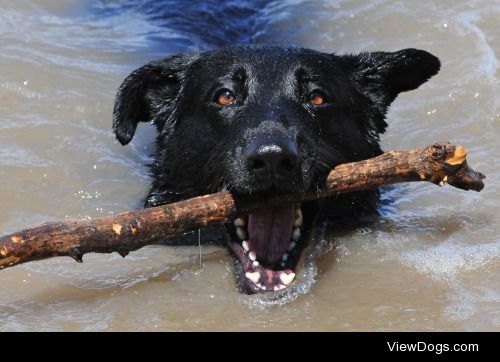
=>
[0,142,485,270]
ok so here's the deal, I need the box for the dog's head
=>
[113,46,440,293]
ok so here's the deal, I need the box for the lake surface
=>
[0,0,499,331]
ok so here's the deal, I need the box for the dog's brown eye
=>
[309,91,327,106]
[215,89,235,106]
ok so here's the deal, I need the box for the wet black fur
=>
[112,45,440,283]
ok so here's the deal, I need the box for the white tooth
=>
[282,253,288,262]
[294,208,303,227]
[242,240,249,252]
[277,284,286,290]
[253,261,259,267]
[256,283,263,289]
[292,227,301,241]
[245,271,260,284]
[288,241,296,251]
[249,251,256,261]
[280,272,295,285]
[234,217,245,227]
[274,286,280,291]
[236,226,247,240]
[259,284,267,290]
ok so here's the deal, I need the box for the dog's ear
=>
[112,54,195,145]
[341,48,440,104]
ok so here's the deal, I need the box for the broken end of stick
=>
[445,145,468,166]
[446,162,485,192]
[430,142,485,192]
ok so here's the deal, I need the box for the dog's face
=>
[113,46,439,293]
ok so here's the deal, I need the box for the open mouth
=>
[228,204,306,293]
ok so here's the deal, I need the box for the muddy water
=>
[1,0,499,331]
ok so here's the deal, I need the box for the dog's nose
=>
[246,136,299,178]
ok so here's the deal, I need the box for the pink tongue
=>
[247,205,295,266]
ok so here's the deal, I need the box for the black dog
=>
[113,45,439,293]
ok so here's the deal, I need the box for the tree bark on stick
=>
[0,142,485,270]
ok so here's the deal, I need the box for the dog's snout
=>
[246,136,299,179]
